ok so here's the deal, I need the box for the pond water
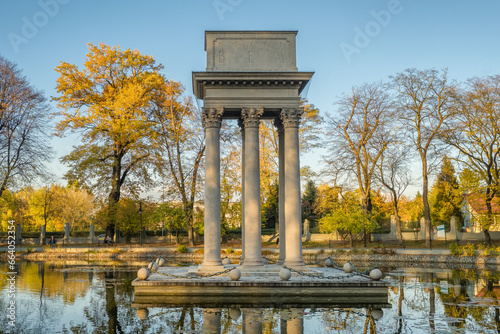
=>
[1,260,500,333]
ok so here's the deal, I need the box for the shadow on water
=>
[1,260,500,333]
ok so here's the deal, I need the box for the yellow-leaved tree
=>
[54,43,167,239]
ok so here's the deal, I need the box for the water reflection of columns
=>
[203,308,222,334]
[201,107,224,267]
[243,308,262,334]
[280,308,304,334]
[288,309,304,334]
[241,107,264,267]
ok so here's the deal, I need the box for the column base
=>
[200,260,223,268]
[195,263,226,275]
[241,260,264,267]
[283,260,305,268]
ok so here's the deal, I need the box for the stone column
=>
[242,107,264,267]
[238,118,246,265]
[88,223,96,244]
[201,107,224,268]
[281,108,304,267]
[275,118,286,265]
[64,222,71,244]
[15,224,22,245]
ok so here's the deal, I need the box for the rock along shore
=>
[1,246,499,269]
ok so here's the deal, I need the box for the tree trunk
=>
[484,188,494,246]
[395,211,403,244]
[187,225,195,247]
[0,177,9,199]
[422,167,432,248]
[107,156,122,239]
[362,192,372,248]
[184,202,195,246]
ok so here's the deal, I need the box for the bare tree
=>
[152,81,205,246]
[325,82,394,246]
[392,68,455,248]
[443,75,500,245]
[0,56,52,197]
[376,144,412,243]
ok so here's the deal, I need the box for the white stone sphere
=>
[262,257,269,265]
[370,268,383,281]
[222,257,231,265]
[136,308,149,320]
[147,262,158,272]
[155,257,165,267]
[137,268,150,280]
[343,262,353,273]
[371,308,384,320]
[229,268,241,281]
[325,258,334,267]
[279,268,292,281]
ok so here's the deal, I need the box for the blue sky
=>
[2,0,500,195]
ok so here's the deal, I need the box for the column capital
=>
[280,108,303,128]
[241,107,264,128]
[202,107,224,128]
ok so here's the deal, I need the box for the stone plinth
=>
[133,266,390,308]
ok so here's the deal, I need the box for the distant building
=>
[462,194,500,232]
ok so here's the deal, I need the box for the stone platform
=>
[132,265,390,308]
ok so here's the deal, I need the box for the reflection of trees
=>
[105,270,122,333]
[437,269,500,331]
[422,272,435,332]
[320,308,374,333]
[363,308,377,333]
[396,276,404,333]
[221,308,242,333]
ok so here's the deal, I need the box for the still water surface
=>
[1,260,500,333]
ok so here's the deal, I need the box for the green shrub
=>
[176,245,188,253]
[449,242,461,256]
[261,229,277,235]
[488,246,499,256]
[463,243,476,256]
[70,231,90,237]
[225,247,234,254]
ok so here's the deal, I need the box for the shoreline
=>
[2,246,500,268]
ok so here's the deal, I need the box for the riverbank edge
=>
[2,246,500,266]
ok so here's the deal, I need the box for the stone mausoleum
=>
[133,32,388,308]
[192,31,314,269]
